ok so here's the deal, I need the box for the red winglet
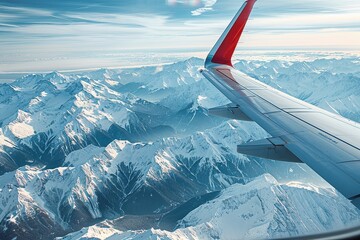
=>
[205,0,256,67]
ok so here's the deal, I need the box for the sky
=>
[0,0,360,72]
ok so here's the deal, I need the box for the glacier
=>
[0,54,360,239]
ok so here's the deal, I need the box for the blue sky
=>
[0,0,359,72]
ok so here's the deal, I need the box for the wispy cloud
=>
[165,0,217,16]
[250,12,360,31]
[64,12,169,29]
[166,0,202,7]
[191,0,217,16]
[0,5,53,16]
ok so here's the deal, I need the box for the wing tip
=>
[205,0,257,67]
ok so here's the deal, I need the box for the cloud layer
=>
[0,0,359,72]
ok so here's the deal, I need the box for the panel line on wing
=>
[338,160,360,164]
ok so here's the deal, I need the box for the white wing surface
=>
[202,0,360,207]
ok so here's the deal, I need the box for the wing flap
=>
[208,103,252,121]
[237,137,302,163]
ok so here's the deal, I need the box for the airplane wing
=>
[201,0,360,208]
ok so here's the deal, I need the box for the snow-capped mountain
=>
[0,120,269,239]
[60,174,360,240]
[0,64,212,174]
[1,54,360,239]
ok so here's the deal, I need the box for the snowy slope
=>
[0,118,324,239]
[177,174,360,239]
[0,120,267,238]
[60,174,360,240]
[0,72,172,174]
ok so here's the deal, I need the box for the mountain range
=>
[1,55,360,239]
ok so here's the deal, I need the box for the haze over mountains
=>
[0,54,360,239]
